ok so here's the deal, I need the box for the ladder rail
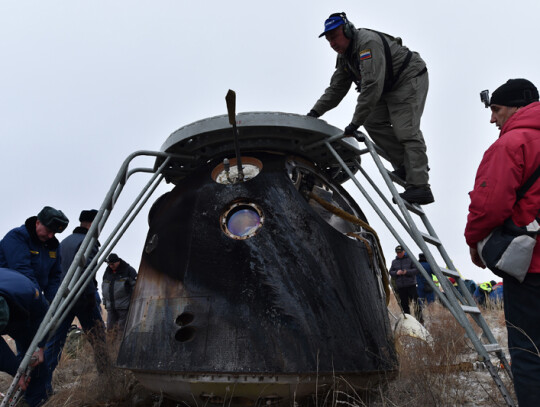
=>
[324,142,462,313]
[51,170,165,335]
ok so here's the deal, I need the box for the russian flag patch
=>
[359,49,372,60]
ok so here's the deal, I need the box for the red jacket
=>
[465,101,540,273]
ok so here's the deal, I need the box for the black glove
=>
[344,122,360,135]
[306,109,320,118]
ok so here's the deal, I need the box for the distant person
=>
[463,279,477,296]
[102,253,137,334]
[416,253,435,306]
[0,268,48,392]
[45,209,110,394]
[473,281,493,307]
[307,12,433,205]
[0,206,69,407]
[465,78,540,406]
[389,245,422,322]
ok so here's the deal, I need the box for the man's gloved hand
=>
[344,122,360,135]
[306,110,320,118]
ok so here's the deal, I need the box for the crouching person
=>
[0,269,49,398]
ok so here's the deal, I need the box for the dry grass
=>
[40,326,171,407]
[1,300,515,407]
[340,298,516,407]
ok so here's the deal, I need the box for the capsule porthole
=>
[221,202,264,240]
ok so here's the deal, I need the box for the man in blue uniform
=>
[0,206,69,407]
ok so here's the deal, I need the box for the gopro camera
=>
[480,89,490,108]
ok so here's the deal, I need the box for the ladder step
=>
[387,170,406,187]
[402,200,425,215]
[483,343,503,353]
[441,268,460,279]
[461,305,481,314]
[420,232,441,246]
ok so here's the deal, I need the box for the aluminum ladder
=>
[303,131,516,407]
[0,150,191,407]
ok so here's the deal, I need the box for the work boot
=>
[399,186,434,205]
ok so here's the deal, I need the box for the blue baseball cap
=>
[319,15,346,38]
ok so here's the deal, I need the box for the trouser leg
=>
[24,362,49,407]
[503,274,540,407]
[116,309,129,336]
[78,305,110,373]
[363,102,404,169]
[43,313,73,394]
[407,285,423,323]
[384,73,430,187]
[0,337,19,376]
[106,308,118,331]
[397,287,411,314]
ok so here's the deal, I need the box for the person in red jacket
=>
[465,78,540,407]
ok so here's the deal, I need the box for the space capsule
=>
[116,112,397,405]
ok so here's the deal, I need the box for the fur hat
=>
[37,206,69,233]
[79,209,98,223]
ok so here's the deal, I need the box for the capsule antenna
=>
[225,89,244,181]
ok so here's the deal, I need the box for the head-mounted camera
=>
[480,89,490,108]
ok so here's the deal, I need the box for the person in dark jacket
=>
[416,253,435,306]
[0,206,68,303]
[389,245,422,322]
[45,209,110,395]
[0,268,48,393]
[102,253,137,334]
[0,206,68,407]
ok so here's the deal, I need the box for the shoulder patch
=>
[359,49,372,60]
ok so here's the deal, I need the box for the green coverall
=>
[311,28,430,188]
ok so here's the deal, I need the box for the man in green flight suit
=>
[307,12,433,205]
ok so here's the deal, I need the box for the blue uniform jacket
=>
[0,268,49,375]
[0,217,63,303]
[60,227,100,295]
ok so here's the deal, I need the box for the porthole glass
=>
[221,202,264,240]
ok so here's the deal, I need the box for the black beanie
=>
[490,78,539,107]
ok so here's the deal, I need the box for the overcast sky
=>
[1,1,539,289]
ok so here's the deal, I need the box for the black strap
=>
[516,164,540,202]
[373,31,394,93]
[372,31,412,93]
